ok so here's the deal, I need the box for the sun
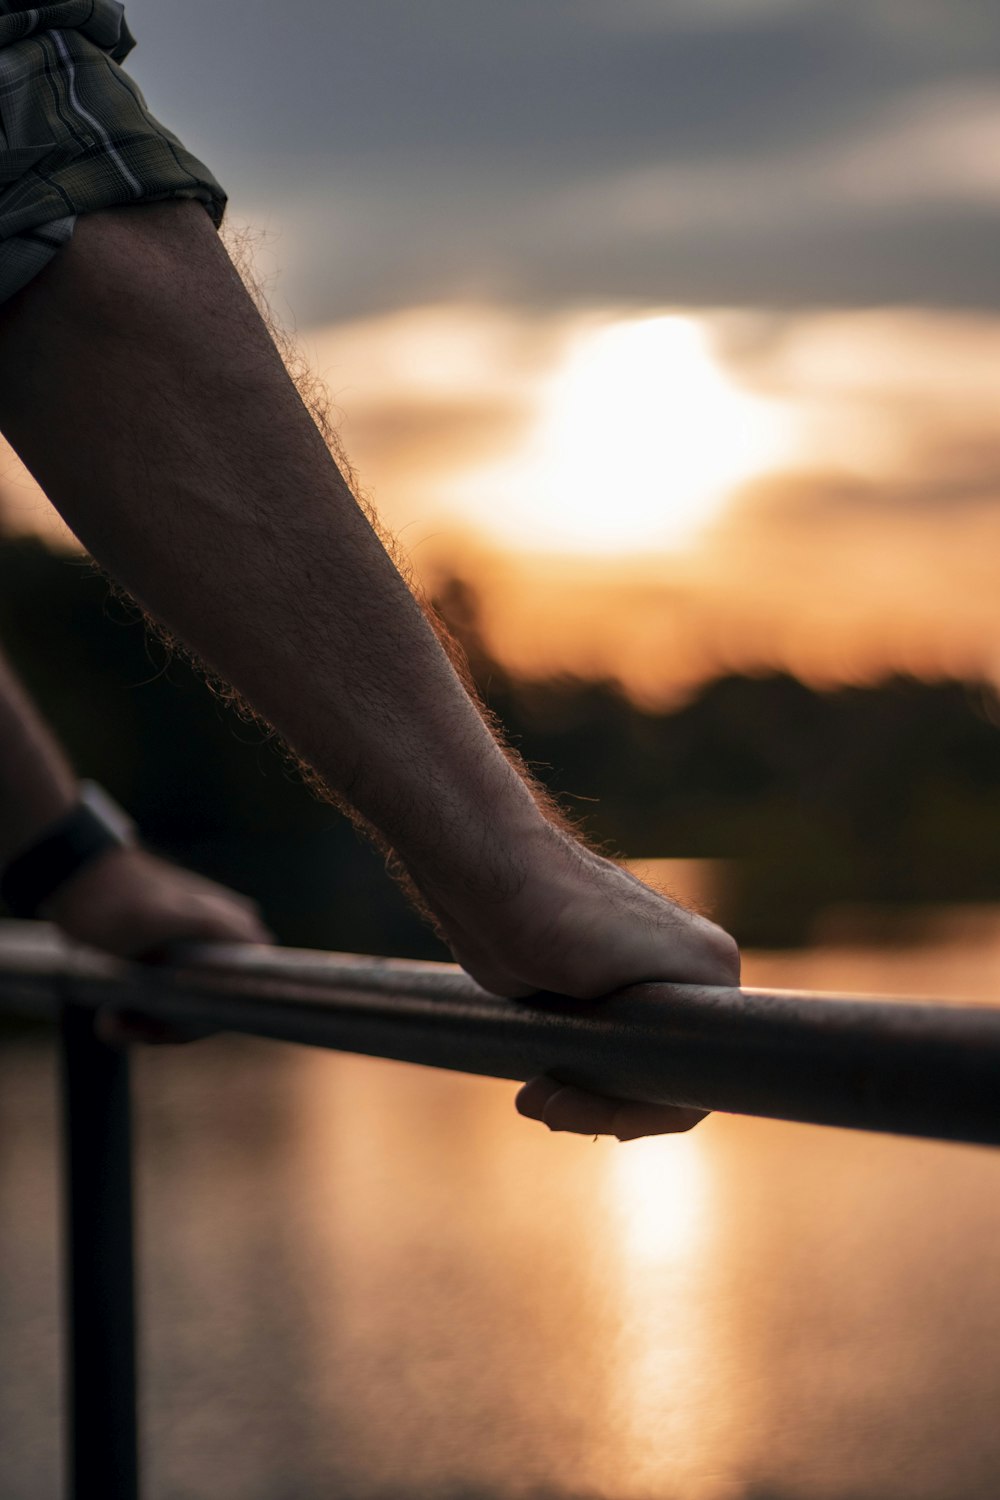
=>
[450,312,791,554]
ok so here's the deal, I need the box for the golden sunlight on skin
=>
[442,314,793,554]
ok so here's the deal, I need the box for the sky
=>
[4,0,1000,699]
[119,0,1000,322]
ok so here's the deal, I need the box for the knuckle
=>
[709,929,741,985]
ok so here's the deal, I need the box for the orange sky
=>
[5,299,1000,706]
[303,300,1000,704]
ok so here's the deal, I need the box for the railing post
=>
[59,1002,139,1500]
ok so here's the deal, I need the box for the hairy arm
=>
[0,200,737,1136]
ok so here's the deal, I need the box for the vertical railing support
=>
[59,1003,139,1500]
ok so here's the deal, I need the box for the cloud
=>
[552,86,1000,244]
[718,307,1000,488]
[9,281,1000,703]
[408,303,1000,699]
[579,0,811,33]
[295,302,560,532]
[122,0,1000,321]
[284,299,1000,702]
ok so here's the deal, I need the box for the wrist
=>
[405,797,568,928]
[345,724,548,886]
[38,840,139,928]
[0,782,79,868]
[0,781,138,920]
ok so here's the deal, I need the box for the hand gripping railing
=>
[3,918,1000,1500]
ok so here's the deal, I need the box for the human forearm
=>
[0,644,78,863]
[0,198,740,1135]
[0,198,738,1077]
[0,203,542,900]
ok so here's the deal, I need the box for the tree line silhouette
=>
[4,534,1000,951]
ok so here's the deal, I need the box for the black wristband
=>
[0,782,136,919]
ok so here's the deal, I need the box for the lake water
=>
[4,906,1000,1499]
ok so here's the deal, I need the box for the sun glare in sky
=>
[7,294,1000,701]
[447,313,791,554]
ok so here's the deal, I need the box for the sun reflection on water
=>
[10,938,1000,1499]
[600,1130,739,1500]
[609,1131,710,1265]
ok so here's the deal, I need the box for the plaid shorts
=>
[0,0,226,305]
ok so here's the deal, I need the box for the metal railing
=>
[3,917,1000,1500]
